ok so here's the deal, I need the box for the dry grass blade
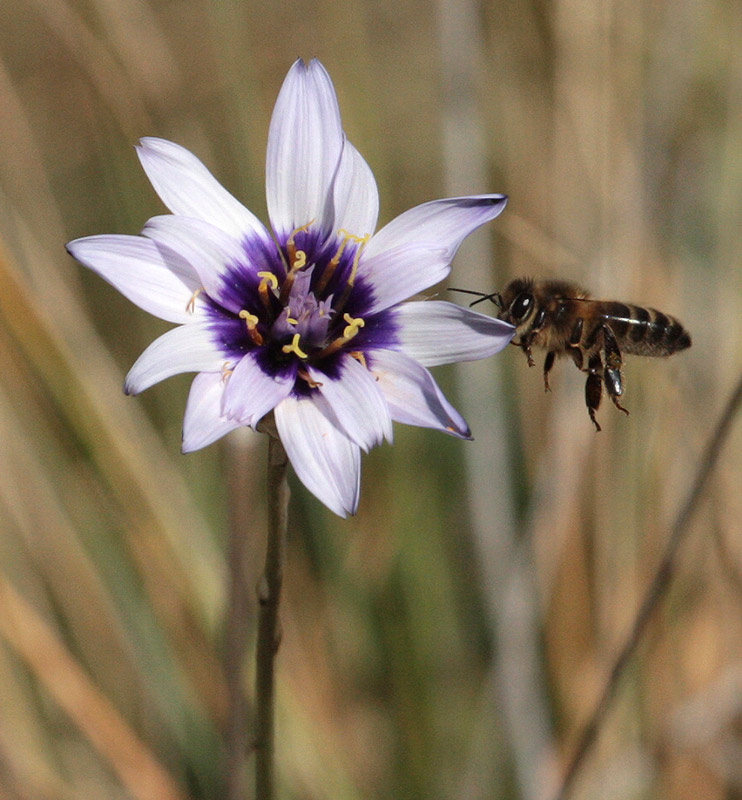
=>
[555,370,742,800]
[0,575,185,800]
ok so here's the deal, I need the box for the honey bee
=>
[453,278,691,431]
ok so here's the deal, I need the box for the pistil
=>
[281,333,308,359]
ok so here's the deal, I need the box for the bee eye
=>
[510,292,534,321]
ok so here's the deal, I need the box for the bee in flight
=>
[452,278,692,431]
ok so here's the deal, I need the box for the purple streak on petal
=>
[136,137,274,247]
[346,304,401,352]
[307,355,392,451]
[182,372,243,452]
[363,195,508,262]
[66,234,205,324]
[266,59,343,244]
[332,138,379,239]
[221,350,296,427]
[394,300,515,366]
[368,349,471,439]
[124,323,229,395]
[274,393,361,517]
[205,311,255,362]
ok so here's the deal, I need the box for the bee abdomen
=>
[601,302,691,357]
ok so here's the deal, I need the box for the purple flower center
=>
[204,223,398,392]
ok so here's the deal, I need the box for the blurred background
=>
[0,0,740,798]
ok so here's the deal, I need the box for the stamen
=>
[282,333,308,359]
[186,287,203,314]
[257,271,279,311]
[286,221,314,260]
[280,221,314,303]
[239,310,259,326]
[332,232,370,313]
[314,238,349,296]
[314,315,366,361]
[287,317,298,325]
[314,230,370,298]
[239,309,264,346]
[298,368,322,388]
[342,313,365,339]
[257,271,279,291]
[349,350,367,369]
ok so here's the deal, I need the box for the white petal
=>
[137,137,273,245]
[332,138,379,239]
[369,349,471,438]
[395,301,515,366]
[266,59,343,242]
[221,351,295,427]
[124,323,228,395]
[364,195,508,261]
[358,242,450,314]
[182,372,243,452]
[142,215,250,314]
[274,393,361,517]
[67,234,206,324]
[307,356,392,452]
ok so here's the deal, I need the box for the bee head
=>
[497,278,537,327]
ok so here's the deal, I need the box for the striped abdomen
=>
[590,301,691,357]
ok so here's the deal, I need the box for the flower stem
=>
[255,436,290,800]
[225,438,256,800]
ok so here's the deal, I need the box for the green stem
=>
[255,436,290,800]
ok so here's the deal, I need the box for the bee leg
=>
[585,352,603,432]
[569,347,583,370]
[602,325,630,416]
[543,351,556,392]
[520,340,535,368]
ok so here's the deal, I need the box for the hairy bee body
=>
[489,278,691,430]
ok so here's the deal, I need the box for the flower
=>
[67,58,514,517]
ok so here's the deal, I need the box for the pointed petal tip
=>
[446,422,472,440]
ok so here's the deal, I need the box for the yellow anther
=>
[287,220,314,247]
[343,313,365,340]
[257,271,279,291]
[239,310,260,326]
[239,310,264,346]
[282,333,308,359]
[257,272,278,310]
[330,232,371,314]
[221,362,234,382]
[186,287,203,314]
[337,229,370,244]
[280,221,315,303]
[287,317,298,325]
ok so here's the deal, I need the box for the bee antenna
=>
[448,287,502,309]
